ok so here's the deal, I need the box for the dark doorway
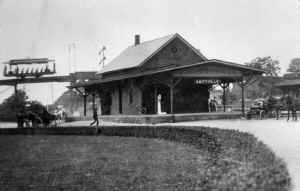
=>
[157,86,170,114]
[173,79,209,113]
[142,85,155,114]
[100,91,111,115]
[141,80,209,114]
[142,84,170,114]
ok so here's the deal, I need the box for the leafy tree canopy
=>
[0,90,28,121]
[0,90,28,112]
[287,58,300,73]
[245,56,281,76]
[0,90,48,122]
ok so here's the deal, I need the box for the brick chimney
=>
[134,34,140,46]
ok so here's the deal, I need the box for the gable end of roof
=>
[137,33,208,68]
[98,33,208,75]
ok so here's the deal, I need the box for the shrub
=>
[0,125,291,190]
[101,125,291,191]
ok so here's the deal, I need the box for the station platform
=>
[67,112,242,124]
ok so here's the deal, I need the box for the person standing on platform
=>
[209,97,217,112]
[285,94,294,121]
[90,106,99,126]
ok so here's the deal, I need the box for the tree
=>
[0,90,28,121]
[245,56,281,76]
[231,56,282,102]
[282,58,300,79]
[0,90,54,123]
[287,58,300,72]
[287,58,300,73]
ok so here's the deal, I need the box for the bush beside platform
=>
[0,125,292,190]
[102,126,291,191]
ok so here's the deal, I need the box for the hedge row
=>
[101,125,292,191]
[0,125,292,190]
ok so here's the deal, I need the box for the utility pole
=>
[68,44,72,73]
[68,43,77,73]
[73,43,76,72]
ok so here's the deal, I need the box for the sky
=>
[0,0,299,104]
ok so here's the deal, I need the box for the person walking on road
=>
[90,106,99,126]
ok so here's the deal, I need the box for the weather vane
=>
[98,46,106,68]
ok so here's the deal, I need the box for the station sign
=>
[195,79,220,84]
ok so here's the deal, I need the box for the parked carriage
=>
[246,99,266,119]
[16,102,56,128]
[246,97,284,120]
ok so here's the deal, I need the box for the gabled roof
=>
[98,33,207,74]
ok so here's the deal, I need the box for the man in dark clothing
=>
[16,111,25,128]
[285,94,294,121]
[90,106,99,126]
[292,104,297,121]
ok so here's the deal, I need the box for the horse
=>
[16,109,56,128]
[284,95,298,121]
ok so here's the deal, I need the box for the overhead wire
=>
[0,86,12,94]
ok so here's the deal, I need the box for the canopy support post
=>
[238,74,260,116]
[219,81,230,112]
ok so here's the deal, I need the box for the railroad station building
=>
[71,34,264,116]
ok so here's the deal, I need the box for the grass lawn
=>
[0,135,205,191]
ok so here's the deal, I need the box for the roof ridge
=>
[128,33,176,48]
[98,34,177,74]
[98,33,207,75]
